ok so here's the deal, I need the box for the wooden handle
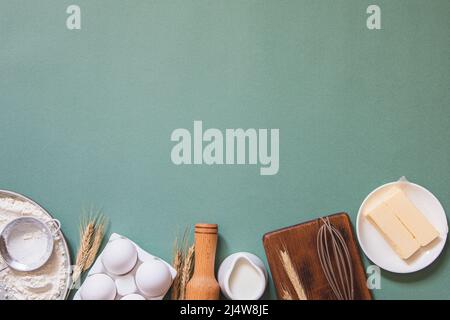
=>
[185,223,220,300]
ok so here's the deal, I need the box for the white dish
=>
[357,179,448,273]
[0,190,71,300]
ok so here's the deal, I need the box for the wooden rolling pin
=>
[185,223,220,300]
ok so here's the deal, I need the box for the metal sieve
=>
[0,217,60,272]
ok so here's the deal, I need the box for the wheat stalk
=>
[171,228,194,300]
[73,221,95,281]
[280,285,294,300]
[179,244,194,300]
[279,246,308,300]
[85,215,106,269]
[171,237,183,300]
[67,211,107,298]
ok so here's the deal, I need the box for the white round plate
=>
[0,190,71,299]
[357,180,448,273]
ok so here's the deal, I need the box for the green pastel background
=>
[1,0,449,299]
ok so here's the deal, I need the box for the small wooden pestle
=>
[185,223,220,300]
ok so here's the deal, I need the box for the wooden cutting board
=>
[263,212,372,300]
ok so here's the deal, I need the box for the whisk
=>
[316,217,354,300]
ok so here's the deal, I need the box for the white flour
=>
[0,196,69,300]
[6,222,49,266]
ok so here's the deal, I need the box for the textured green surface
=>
[1,0,449,299]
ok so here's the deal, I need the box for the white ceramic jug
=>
[218,252,267,300]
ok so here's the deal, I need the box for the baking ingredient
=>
[383,187,439,246]
[73,233,177,301]
[83,216,106,268]
[120,293,145,300]
[366,202,420,259]
[80,273,116,300]
[70,213,107,295]
[278,246,307,300]
[171,243,183,299]
[135,260,172,297]
[115,274,138,296]
[0,196,69,300]
[218,252,267,300]
[171,228,195,300]
[179,245,194,299]
[5,219,50,266]
[185,223,220,300]
[364,185,439,259]
[102,238,137,275]
[227,258,264,300]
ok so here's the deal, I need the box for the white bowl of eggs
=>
[74,233,176,300]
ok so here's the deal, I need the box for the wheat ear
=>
[171,236,183,300]
[84,215,106,270]
[179,244,195,300]
[279,246,307,300]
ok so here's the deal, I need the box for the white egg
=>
[120,294,146,300]
[102,238,138,275]
[115,273,138,296]
[81,273,116,300]
[135,260,172,297]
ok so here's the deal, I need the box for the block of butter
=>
[389,188,440,246]
[367,203,420,259]
[365,186,439,259]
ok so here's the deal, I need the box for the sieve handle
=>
[46,219,61,236]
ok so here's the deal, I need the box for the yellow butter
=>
[367,203,420,259]
[365,185,440,260]
[387,187,439,246]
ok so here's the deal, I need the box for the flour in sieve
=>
[0,197,69,300]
